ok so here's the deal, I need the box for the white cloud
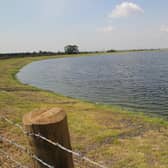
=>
[160,25,168,32]
[97,26,115,33]
[109,2,144,18]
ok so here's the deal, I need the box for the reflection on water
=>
[17,51,168,118]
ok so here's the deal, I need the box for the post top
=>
[23,108,66,125]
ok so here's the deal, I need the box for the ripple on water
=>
[17,51,168,117]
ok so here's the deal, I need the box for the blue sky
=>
[1,0,168,52]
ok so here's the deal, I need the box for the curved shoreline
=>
[15,54,168,125]
[14,54,168,122]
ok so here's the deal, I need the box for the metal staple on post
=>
[27,133,107,168]
[0,116,107,168]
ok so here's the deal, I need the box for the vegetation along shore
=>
[0,54,168,168]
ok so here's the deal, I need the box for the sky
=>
[1,0,168,52]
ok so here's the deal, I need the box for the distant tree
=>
[106,49,116,53]
[64,45,79,54]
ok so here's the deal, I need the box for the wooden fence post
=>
[23,108,74,168]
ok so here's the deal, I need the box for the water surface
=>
[17,51,168,118]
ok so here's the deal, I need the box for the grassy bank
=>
[0,54,168,168]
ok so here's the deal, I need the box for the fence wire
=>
[0,135,54,168]
[0,148,29,168]
[0,116,107,168]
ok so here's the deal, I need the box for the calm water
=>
[17,51,168,118]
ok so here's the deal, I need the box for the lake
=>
[17,51,168,118]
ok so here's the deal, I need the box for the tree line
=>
[0,45,79,59]
[1,44,160,59]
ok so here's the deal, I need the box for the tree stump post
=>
[23,108,74,168]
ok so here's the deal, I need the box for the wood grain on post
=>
[23,108,74,168]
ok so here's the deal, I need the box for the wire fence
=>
[0,116,107,168]
[0,148,29,168]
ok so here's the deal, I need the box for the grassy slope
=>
[0,55,168,168]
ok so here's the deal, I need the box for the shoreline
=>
[1,48,167,60]
[16,54,168,125]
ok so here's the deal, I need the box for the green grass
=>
[0,54,168,168]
